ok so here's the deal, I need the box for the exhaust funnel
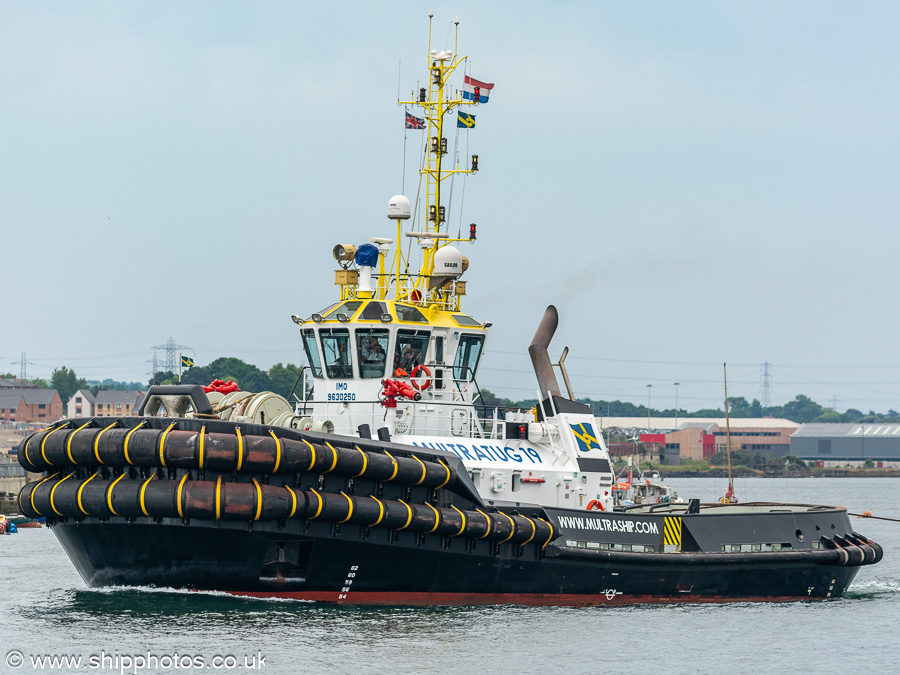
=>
[528,305,561,399]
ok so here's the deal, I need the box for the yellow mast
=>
[397,13,479,306]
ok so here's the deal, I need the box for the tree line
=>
[150,358,304,402]
[7,363,898,425]
[478,390,898,425]
[1,367,143,408]
[3,359,304,406]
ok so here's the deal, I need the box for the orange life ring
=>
[586,499,604,511]
[410,364,432,390]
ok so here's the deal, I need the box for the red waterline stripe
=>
[222,591,812,606]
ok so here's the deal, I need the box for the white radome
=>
[432,245,463,278]
[387,194,411,220]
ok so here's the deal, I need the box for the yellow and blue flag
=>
[570,423,602,452]
[181,355,194,368]
[457,111,476,128]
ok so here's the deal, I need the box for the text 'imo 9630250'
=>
[18,13,881,605]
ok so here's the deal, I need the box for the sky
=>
[2,1,899,413]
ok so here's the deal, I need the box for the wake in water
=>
[842,575,900,599]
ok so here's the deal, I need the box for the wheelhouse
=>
[298,299,488,389]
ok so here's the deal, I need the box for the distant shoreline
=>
[658,468,900,478]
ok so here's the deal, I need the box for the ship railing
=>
[370,273,464,311]
[403,363,479,406]
[395,366,537,439]
[416,366,528,430]
[399,403,534,441]
[293,363,533,440]
[300,395,534,442]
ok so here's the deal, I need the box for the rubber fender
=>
[834,535,864,566]
[17,423,150,472]
[555,546,849,567]
[21,474,555,545]
[17,480,42,518]
[845,533,877,565]
[24,472,295,522]
[19,428,457,489]
[852,532,884,564]
[18,427,70,472]
[820,536,849,567]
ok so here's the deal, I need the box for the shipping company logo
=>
[570,423,601,452]
[556,515,659,535]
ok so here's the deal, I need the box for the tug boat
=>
[17,14,881,605]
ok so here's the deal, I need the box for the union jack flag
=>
[405,111,425,129]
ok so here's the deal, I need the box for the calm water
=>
[1,478,897,675]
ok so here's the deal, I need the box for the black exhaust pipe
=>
[528,306,561,399]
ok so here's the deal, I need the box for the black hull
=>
[49,516,861,606]
[20,416,879,606]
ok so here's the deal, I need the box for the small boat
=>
[610,460,682,508]
[17,13,881,604]
[10,515,43,528]
[0,515,17,534]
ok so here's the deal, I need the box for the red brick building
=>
[94,390,145,417]
[0,389,63,422]
[0,392,25,421]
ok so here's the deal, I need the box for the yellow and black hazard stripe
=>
[663,516,682,551]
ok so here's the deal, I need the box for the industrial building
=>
[790,423,900,467]
[600,417,799,464]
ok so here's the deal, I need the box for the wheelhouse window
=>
[395,304,428,323]
[452,314,482,327]
[360,301,388,321]
[454,334,485,381]
[393,329,431,375]
[325,300,364,322]
[320,328,353,378]
[301,329,323,378]
[356,328,389,378]
[311,302,340,321]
